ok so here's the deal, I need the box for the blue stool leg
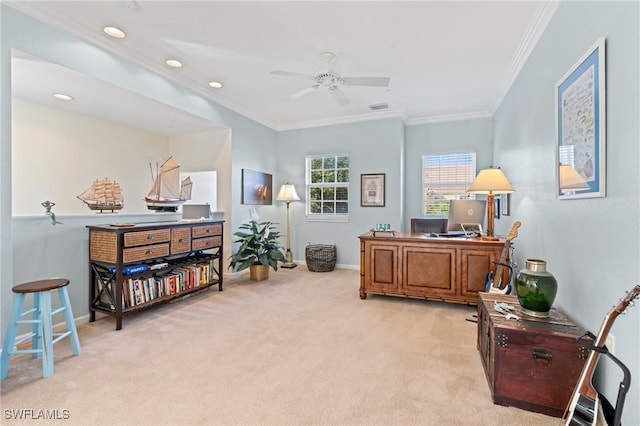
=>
[1,294,26,380]
[58,287,81,356]
[40,291,54,378]
[32,292,42,359]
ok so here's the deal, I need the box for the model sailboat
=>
[145,156,193,212]
[77,178,124,213]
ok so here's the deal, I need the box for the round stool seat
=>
[12,279,69,294]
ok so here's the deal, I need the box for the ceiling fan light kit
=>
[271,51,391,106]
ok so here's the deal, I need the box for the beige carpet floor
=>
[1,268,560,425]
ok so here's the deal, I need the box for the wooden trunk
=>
[477,293,589,417]
[250,264,269,281]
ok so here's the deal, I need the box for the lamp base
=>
[481,236,500,241]
[281,262,298,269]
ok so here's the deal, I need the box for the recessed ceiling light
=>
[103,26,126,39]
[208,81,223,89]
[166,59,183,68]
[53,93,74,101]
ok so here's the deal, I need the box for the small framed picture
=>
[500,194,510,216]
[494,198,500,219]
[361,173,385,207]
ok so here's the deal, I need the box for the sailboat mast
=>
[149,162,161,201]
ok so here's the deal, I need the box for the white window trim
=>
[305,153,350,222]
[305,213,349,223]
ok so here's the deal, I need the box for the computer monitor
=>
[447,200,486,232]
[410,218,448,234]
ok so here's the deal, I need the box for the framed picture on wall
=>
[555,38,606,200]
[494,198,500,219]
[500,194,510,216]
[361,173,385,207]
[241,169,272,205]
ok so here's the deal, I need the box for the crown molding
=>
[405,110,492,126]
[276,109,405,131]
[489,0,561,113]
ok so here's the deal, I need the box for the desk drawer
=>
[123,243,169,263]
[124,229,171,247]
[192,224,221,238]
[192,236,221,251]
[171,228,191,254]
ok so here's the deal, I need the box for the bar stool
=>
[1,278,81,380]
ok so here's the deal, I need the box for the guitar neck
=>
[490,222,520,289]
[491,241,511,288]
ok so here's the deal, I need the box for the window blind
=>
[423,152,476,216]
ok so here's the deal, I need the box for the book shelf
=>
[87,220,224,330]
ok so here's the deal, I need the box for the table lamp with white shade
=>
[466,167,515,240]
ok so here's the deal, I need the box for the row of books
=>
[121,259,217,308]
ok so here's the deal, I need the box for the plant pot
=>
[250,264,269,281]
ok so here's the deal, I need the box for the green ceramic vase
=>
[515,259,557,318]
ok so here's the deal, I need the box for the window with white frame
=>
[422,152,477,216]
[305,154,349,221]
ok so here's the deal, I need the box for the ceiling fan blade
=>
[289,85,320,100]
[271,70,315,80]
[329,86,349,106]
[342,76,391,87]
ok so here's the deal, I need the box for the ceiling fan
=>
[270,52,391,106]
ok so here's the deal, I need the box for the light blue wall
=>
[493,1,639,423]
[277,118,405,267]
[404,117,494,231]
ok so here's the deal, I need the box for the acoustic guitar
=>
[484,221,521,294]
[563,285,640,426]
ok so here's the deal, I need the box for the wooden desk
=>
[358,232,504,305]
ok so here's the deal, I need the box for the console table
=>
[87,220,223,330]
[358,232,504,305]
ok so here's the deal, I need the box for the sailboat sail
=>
[180,176,193,201]
[145,156,192,211]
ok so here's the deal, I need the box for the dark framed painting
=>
[241,169,272,205]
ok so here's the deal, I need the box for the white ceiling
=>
[8,1,560,133]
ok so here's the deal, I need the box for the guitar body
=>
[565,381,606,426]
[485,269,511,294]
[485,221,520,294]
[563,285,640,426]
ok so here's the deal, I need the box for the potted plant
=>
[228,220,286,281]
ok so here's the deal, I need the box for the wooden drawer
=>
[123,243,169,263]
[124,229,171,247]
[171,228,191,254]
[192,224,221,238]
[192,236,221,251]
[90,230,117,263]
